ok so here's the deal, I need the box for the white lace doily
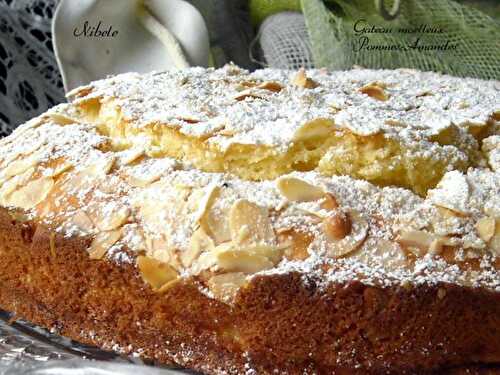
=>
[0,0,65,137]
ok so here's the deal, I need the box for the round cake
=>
[0,65,499,374]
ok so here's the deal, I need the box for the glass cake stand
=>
[0,310,187,374]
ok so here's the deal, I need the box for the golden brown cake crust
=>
[1,207,499,374]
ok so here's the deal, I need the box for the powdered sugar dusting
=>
[0,69,499,296]
[70,65,498,159]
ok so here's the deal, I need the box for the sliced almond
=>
[2,153,41,179]
[0,167,35,203]
[103,204,130,231]
[88,229,121,260]
[294,206,327,220]
[176,116,200,124]
[476,216,495,243]
[4,177,54,210]
[119,148,145,166]
[190,250,217,275]
[257,81,283,92]
[144,234,177,265]
[136,196,164,231]
[70,211,95,232]
[351,238,409,271]
[208,272,247,302]
[49,162,74,178]
[397,230,453,256]
[233,89,264,101]
[66,84,93,99]
[196,185,232,245]
[238,80,257,89]
[277,176,324,202]
[19,140,45,158]
[484,205,500,220]
[293,118,334,142]
[136,255,179,291]
[182,227,214,268]
[96,100,121,126]
[488,220,500,256]
[398,230,435,251]
[127,173,163,188]
[84,156,116,177]
[100,156,116,175]
[320,193,339,211]
[429,238,445,255]
[124,158,175,188]
[88,203,130,231]
[225,64,243,76]
[213,245,274,274]
[194,184,220,224]
[47,112,79,125]
[385,119,404,127]
[428,171,471,216]
[292,68,319,89]
[323,211,352,241]
[199,191,232,245]
[359,82,389,101]
[245,244,284,264]
[59,170,94,194]
[217,128,236,137]
[229,199,275,247]
[326,211,368,258]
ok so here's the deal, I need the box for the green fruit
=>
[249,0,302,25]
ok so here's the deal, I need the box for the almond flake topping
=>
[213,245,275,274]
[88,229,122,260]
[182,227,214,268]
[476,217,496,243]
[323,211,352,241]
[359,82,389,101]
[277,176,324,202]
[0,66,499,297]
[88,203,130,231]
[137,255,179,291]
[292,68,319,89]
[229,199,275,248]
[70,211,95,233]
[84,156,116,177]
[4,177,54,210]
[257,81,283,92]
[2,151,43,180]
[325,210,369,258]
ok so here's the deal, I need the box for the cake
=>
[0,65,499,374]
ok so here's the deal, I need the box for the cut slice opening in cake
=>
[66,66,497,196]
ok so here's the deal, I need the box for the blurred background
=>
[0,0,498,137]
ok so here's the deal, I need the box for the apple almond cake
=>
[0,65,499,374]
